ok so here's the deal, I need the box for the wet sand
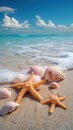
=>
[0,70,73,130]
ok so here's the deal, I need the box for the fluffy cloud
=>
[35,15,71,31]
[0,6,15,13]
[36,15,46,27]
[36,15,55,28]
[47,20,56,28]
[22,21,31,28]
[2,14,30,29]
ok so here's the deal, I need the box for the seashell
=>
[0,101,19,116]
[13,74,26,83]
[30,66,45,76]
[33,75,42,82]
[44,66,65,82]
[0,88,11,99]
[50,82,60,89]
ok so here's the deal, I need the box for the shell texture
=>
[44,66,65,82]
[33,75,42,82]
[30,66,45,76]
[0,101,19,116]
[0,88,11,99]
[13,74,26,83]
[50,82,60,89]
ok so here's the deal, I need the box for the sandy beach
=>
[0,70,73,130]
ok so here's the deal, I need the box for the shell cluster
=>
[0,65,65,116]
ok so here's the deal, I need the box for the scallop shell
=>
[30,66,45,76]
[13,74,26,83]
[50,82,60,89]
[0,88,11,99]
[44,66,65,82]
[0,101,19,116]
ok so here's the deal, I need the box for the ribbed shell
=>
[44,66,65,82]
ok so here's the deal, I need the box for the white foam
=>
[0,69,29,83]
[0,70,17,83]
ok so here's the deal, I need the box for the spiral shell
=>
[0,101,19,116]
[44,66,65,82]
[0,88,11,99]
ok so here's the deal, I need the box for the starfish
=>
[41,93,67,114]
[10,73,47,104]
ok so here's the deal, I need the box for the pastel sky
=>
[0,0,73,35]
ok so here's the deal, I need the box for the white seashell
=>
[0,88,11,99]
[0,101,19,116]
[44,66,65,82]
[33,75,42,82]
[50,82,60,89]
[13,74,26,83]
[30,66,45,76]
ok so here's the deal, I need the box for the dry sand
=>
[0,70,73,130]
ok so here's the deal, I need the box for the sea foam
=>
[0,35,73,76]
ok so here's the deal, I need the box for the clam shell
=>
[44,66,65,82]
[50,82,60,89]
[0,101,19,116]
[13,74,26,83]
[0,88,11,99]
[30,66,45,76]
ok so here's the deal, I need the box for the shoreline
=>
[0,69,73,130]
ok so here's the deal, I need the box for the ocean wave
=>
[0,35,73,72]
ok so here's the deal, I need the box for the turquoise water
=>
[0,35,73,71]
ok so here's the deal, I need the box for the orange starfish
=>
[10,73,47,104]
[41,93,67,114]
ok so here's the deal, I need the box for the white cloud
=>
[36,15,55,28]
[0,6,15,13]
[22,21,31,28]
[2,14,30,29]
[58,24,67,29]
[47,20,56,28]
[36,15,46,27]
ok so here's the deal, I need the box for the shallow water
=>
[0,34,73,82]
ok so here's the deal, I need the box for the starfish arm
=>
[58,96,66,101]
[10,83,25,89]
[56,99,67,109]
[49,103,56,114]
[33,78,47,88]
[29,85,43,101]
[41,99,52,104]
[28,72,34,82]
[15,88,27,103]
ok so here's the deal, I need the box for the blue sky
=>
[0,0,73,35]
